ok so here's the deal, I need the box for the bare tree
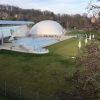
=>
[87,0,100,16]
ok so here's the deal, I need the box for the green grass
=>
[0,38,79,99]
[67,30,95,35]
[48,38,79,58]
[0,96,9,100]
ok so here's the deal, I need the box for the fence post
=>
[36,92,39,100]
[19,87,22,100]
[4,80,7,96]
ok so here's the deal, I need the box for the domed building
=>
[29,20,65,37]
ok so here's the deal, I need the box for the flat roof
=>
[0,20,34,25]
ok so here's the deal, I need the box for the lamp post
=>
[1,26,4,45]
[9,29,14,50]
[1,32,4,45]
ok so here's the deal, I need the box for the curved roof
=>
[29,20,64,36]
[0,20,34,25]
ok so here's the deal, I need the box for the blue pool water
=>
[15,37,59,48]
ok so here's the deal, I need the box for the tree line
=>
[0,4,91,29]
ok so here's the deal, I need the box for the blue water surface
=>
[15,37,59,48]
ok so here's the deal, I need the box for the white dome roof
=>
[29,20,64,36]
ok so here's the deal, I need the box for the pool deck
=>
[0,43,32,53]
[42,35,76,47]
[0,36,76,54]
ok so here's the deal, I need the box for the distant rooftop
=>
[0,20,34,25]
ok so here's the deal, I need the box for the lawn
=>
[0,38,79,100]
[0,96,9,100]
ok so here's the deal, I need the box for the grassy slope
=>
[0,96,9,100]
[48,37,78,58]
[0,38,78,99]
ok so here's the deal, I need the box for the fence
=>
[0,80,60,100]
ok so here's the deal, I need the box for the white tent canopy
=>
[29,20,65,36]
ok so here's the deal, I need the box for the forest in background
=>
[0,4,93,29]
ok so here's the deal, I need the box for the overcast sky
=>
[0,0,99,14]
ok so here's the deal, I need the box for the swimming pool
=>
[15,37,59,48]
[14,37,60,54]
